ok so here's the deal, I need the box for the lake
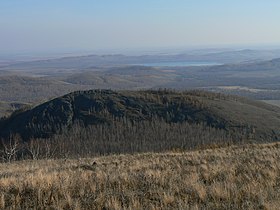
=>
[135,61,222,67]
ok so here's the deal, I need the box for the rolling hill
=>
[1,89,280,142]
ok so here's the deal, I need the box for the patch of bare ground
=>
[1,143,280,209]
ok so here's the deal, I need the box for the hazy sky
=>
[1,0,280,55]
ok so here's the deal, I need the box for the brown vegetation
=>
[0,142,280,209]
[0,119,235,161]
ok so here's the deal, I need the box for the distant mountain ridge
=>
[2,49,280,72]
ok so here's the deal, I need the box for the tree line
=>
[0,116,253,162]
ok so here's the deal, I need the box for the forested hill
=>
[1,89,280,142]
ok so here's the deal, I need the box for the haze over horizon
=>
[1,0,280,56]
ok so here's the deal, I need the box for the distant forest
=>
[1,118,250,162]
[0,89,267,162]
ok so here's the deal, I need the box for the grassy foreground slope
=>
[1,143,280,209]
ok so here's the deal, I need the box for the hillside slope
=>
[1,142,280,209]
[1,90,280,142]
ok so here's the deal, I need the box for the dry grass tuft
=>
[1,142,280,209]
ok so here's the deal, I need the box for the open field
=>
[1,142,280,209]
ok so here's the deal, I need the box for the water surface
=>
[136,61,222,67]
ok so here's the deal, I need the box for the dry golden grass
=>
[1,143,280,209]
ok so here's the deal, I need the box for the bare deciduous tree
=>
[0,134,21,162]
